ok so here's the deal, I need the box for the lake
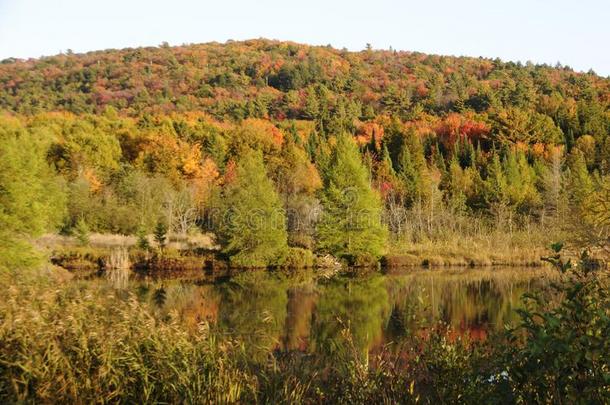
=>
[111,266,556,359]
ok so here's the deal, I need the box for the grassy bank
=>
[386,228,560,267]
[39,227,560,277]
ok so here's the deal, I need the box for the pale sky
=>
[0,0,609,76]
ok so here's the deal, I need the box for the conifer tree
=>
[485,153,508,205]
[446,155,468,213]
[502,149,540,214]
[567,149,594,209]
[431,143,447,175]
[397,130,430,207]
[0,122,66,268]
[316,134,387,262]
[219,149,288,267]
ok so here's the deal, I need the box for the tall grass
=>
[106,248,130,289]
[1,249,606,403]
[0,269,443,403]
[0,271,254,403]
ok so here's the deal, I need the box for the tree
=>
[0,118,66,269]
[316,134,387,263]
[503,149,540,215]
[539,146,566,224]
[397,130,430,207]
[154,221,168,250]
[74,218,90,246]
[272,143,322,249]
[567,149,594,209]
[218,149,288,267]
[484,152,510,227]
[579,176,610,251]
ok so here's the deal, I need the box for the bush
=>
[496,247,610,403]
[283,247,315,268]
[347,253,379,268]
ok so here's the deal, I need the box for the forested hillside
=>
[1,39,609,267]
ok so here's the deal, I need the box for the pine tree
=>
[316,134,387,262]
[0,122,66,269]
[219,149,288,267]
[485,152,508,205]
[154,221,167,250]
[446,155,468,213]
[431,143,447,175]
[502,149,540,214]
[504,149,524,208]
[398,131,430,207]
[74,218,90,246]
[516,150,541,212]
[567,149,594,209]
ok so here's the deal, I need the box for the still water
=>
[126,267,555,357]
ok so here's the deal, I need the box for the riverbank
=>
[36,230,555,277]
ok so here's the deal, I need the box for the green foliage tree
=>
[316,134,387,263]
[137,227,151,250]
[503,149,541,214]
[567,148,594,208]
[218,149,288,267]
[0,119,66,269]
[397,130,430,207]
[154,221,168,250]
[74,218,90,246]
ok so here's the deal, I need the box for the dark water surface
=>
[125,267,555,357]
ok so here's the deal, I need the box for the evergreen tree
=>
[74,218,90,246]
[502,149,540,214]
[0,122,66,269]
[316,134,387,262]
[446,156,468,213]
[431,143,447,175]
[154,221,167,250]
[378,145,396,179]
[485,153,508,205]
[567,149,594,208]
[219,149,288,267]
[398,131,430,207]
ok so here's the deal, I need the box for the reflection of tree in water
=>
[137,281,221,331]
[311,275,391,356]
[217,272,289,361]
[131,267,555,360]
[384,269,554,342]
[282,285,317,351]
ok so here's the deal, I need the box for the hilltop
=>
[0,39,608,123]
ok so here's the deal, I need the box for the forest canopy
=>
[0,39,609,266]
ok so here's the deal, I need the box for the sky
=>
[0,0,609,76]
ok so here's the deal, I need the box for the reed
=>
[105,247,130,289]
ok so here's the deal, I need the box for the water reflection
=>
[133,267,554,358]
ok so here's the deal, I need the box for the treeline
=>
[0,40,609,267]
[0,108,607,267]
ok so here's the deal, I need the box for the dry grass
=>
[36,232,217,251]
[386,229,556,267]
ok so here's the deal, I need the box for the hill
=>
[0,39,609,268]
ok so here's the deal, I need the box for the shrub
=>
[283,247,315,268]
[348,253,379,267]
[497,247,610,403]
